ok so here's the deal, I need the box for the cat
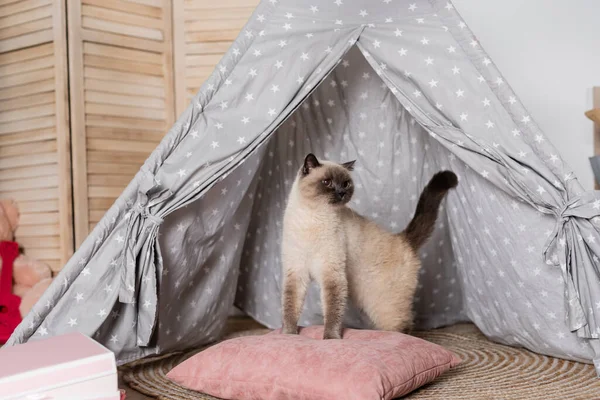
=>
[281,153,458,339]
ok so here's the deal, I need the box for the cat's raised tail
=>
[403,171,458,250]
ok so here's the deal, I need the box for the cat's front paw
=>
[323,330,342,340]
[282,325,298,335]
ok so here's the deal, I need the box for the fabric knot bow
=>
[543,191,600,334]
[119,185,172,305]
[117,181,172,346]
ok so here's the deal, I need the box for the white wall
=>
[453,0,600,190]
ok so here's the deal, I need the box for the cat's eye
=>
[343,181,351,189]
[322,179,332,187]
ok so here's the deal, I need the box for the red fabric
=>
[0,241,21,344]
[167,325,461,400]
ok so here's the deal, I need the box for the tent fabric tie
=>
[119,187,171,304]
[543,191,600,335]
[118,184,172,346]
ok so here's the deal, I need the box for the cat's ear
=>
[302,153,321,175]
[341,160,356,171]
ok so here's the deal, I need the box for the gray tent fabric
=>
[7,0,600,373]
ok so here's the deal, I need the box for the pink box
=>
[0,332,121,400]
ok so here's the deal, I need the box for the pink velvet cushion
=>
[167,326,460,400]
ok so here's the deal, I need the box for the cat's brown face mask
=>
[300,153,355,205]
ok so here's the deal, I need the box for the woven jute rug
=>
[120,319,600,399]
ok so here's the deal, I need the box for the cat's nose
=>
[335,190,347,200]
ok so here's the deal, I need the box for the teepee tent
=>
[7,0,600,372]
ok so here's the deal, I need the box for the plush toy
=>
[0,199,19,242]
[13,255,52,287]
[19,277,53,319]
[0,198,54,318]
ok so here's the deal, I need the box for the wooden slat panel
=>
[186,54,222,67]
[0,78,54,100]
[88,162,141,176]
[82,0,161,18]
[85,114,166,131]
[87,150,148,164]
[0,139,56,157]
[0,4,51,29]
[82,16,163,41]
[186,19,246,32]
[87,137,157,153]
[84,54,163,76]
[186,66,214,78]
[0,187,58,201]
[84,66,163,86]
[81,29,163,53]
[21,247,60,259]
[0,0,51,18]
[89,197,115,210]
[88,186,124,198]
[88,174,133,187]
[81,4,162,29]
[0,54,55,76]
[0,91,54,111]
[0,115,54,134]
[18,235,60,248]
[0,41,52,65]
[15,223,58,237]
[0,7,70,269]
[184,0,258,9]
[0,164,57,181]
[0,66,53,89]
[0,29,53,53]
[0,16,52,40]
[89,209,107,223]
[0,103,55,123]
[126,0,163,8]
[186,77,210,90]
[0,175,58,191]
[85,78,165,97]
[0,0,21,7]
[86,126,163,142]
[19,211,58,225]
[84,90,164,109]
[186,41,231,55]
[184,7,254,21]
[185,30,239,43]
[0,128,55,146]
[18,199,57,213]
[0,152,56,169]
[84,42,163,64]
[85,103,165,120]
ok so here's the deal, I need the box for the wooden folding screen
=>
[0,0,259,270]
[0,0,73,272]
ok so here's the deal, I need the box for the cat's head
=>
[296,153,355,206]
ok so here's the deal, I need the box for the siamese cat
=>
[281,153,457,339]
